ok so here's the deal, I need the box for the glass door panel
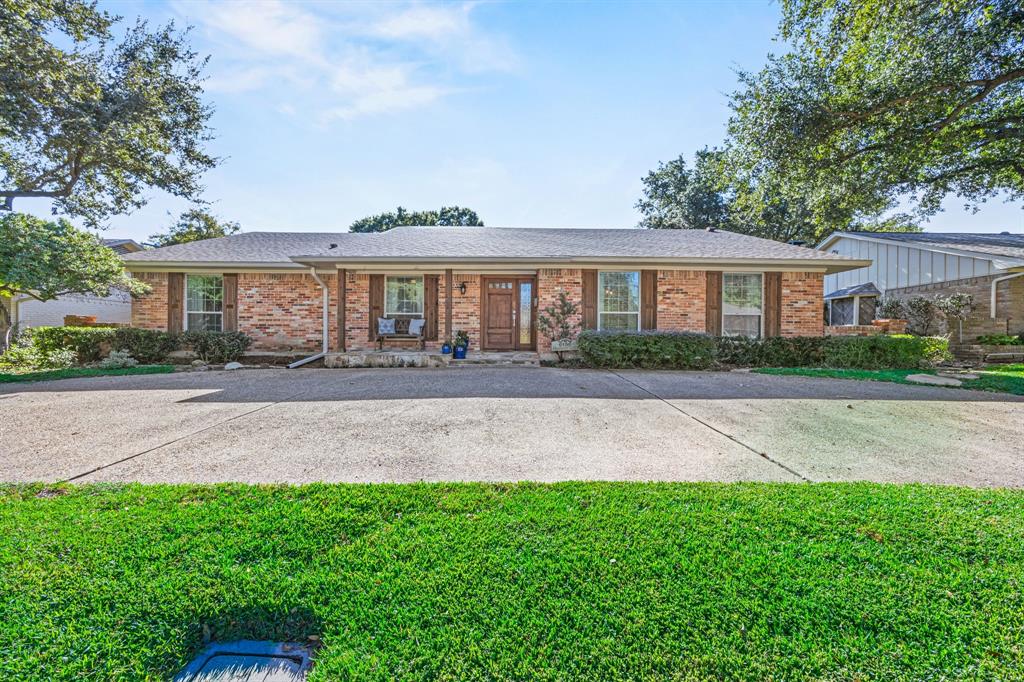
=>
[518,281,533,348]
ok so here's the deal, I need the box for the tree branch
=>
[0,190,73,211]
[829,68,1024,125]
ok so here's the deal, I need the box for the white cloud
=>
[372,5,467,40]
[189,0,324,61]
[176,1,516,120]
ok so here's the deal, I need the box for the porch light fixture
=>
[459,282,467,295]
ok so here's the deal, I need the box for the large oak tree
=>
[724,0,1024,229]
[0,0,217,227]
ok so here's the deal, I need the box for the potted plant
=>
[441,336,453,354]
[452,330,469,359]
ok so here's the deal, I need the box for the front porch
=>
[324,350,540,368]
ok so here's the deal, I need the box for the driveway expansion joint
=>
[606,370,813,483]
[61,386,311,483]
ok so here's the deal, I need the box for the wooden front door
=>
[482,276,536,351]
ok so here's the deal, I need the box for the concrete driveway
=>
[2,367,1022,487]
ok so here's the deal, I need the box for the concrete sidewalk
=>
[1,367,1021,486]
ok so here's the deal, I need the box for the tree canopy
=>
[635,149,914,244]
[0,213,148,301]
[723,0,1024,228]
[0,0,217,227]
[636,149,731,230]
[149,209,240,247]
[349,206,484,233]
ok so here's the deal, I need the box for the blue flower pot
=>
[441,343,452,354]
[453,346,467,360]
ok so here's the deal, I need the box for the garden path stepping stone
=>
[906,374,962,387]
[174,641,314,682]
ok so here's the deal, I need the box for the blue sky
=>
[32,1,1024,241]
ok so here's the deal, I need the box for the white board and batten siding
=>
[823,236,998,295]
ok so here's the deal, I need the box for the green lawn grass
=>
[755,363,1024,396]
[0,364,175,383]
[1,482,1022,680]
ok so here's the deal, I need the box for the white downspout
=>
[990,271,1024,319]
[288,267,330,369]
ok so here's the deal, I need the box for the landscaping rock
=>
[906,373,962,387]
[937,371,979,380]
[224,361,244,370]
[190,359,207,368]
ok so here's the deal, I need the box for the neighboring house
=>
[122,227,868,358]
[818,231,1024,338]
[12,239,144,329]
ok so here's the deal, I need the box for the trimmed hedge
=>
[20,326,178,364]
[576,331,950,370]
[29,326,116,363]
[112,328,179,364]
[179,330,252,364]
[576,331,716,369]
[821,334,951,370]
[716,335,827,368]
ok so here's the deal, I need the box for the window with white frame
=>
[385,276,424,316]
[722,273,762,337]
[598,271,640,331]
[185,275,224,331]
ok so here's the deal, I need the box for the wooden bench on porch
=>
[376,317,426,351]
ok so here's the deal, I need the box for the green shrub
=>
[577,331,716,369]
[716,336,827,367]
[576,331,949,371]
[0,343,41,371]
[0,342,78,372]
[29,326,116,363]
[822,334,950,369]
[97,349,139,369]
[111,328,178,363]
[180,330,252,363]
[978,334,1024,346]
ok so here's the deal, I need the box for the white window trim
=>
[183,274,224,332]
[721,272,765,338]
[597,270,641,331]
[384,275,425,318]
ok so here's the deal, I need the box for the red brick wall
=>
[781,271,824,337]
[130,267,830,354]
[887,273,1024,339]
[345,273,454,351]
[344,273,371,351]
[537,268,583,352]
[451,274,482,348]
[130,272,168,330]
[656,270,707,332]
[238,272,335,352]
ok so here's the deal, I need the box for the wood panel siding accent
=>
[705,271,722,335]
[222,274,238,332]
[764,271,782,337]
[368,274,384,340]
[641,269,657,330]
[424,274,439,340]
[337,269,346,351]
[581,269,598,330]
[167,272,184,334]
[444,269,453,342]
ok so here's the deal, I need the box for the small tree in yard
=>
[0,213,149,302]
[537,292,580,359]
[935,293,973,344]
[905,296,939,336]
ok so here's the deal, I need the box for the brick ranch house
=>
[123,227,869,361]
